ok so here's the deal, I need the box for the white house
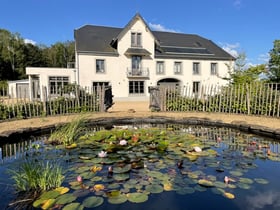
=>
[26,13,235,101]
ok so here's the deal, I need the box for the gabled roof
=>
[110,13,159,47]
[74,15,235,60]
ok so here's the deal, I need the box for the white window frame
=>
[131,32,142,47]
[193,62,200,75]
[174,62,182,74]
[96,59,105,73]
[156,61,165,75]
[49,76,69,95]
[211,63,218,75]
[129,81,145,95]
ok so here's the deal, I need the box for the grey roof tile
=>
[74,25,235,60]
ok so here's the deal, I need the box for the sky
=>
[0,0,279,66]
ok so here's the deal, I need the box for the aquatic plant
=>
[27,126,279,209]
[48,116,87,146]
[9,160,64,192]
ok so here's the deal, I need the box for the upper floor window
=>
[132,56,142,70]
[96,59,105,73]
[131,32,142,47]
[174,62,182,74]
[193,62,200,75]
[156,61,165,75]
[49,76,69,95]
[211,63,218,75]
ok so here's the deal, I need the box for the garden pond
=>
[1,123,280,210]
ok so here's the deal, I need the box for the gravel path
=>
[0,101,280,134]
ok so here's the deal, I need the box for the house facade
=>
[26,13,235,101]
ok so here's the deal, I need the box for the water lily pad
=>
[227,184,237,189]
[254,178,269,184]
[40,190,61,200]
[211,187,225,195]
[194,185,207,192]
[33,199,45,208]
[145,184,163,193]
[107,183,120,189]
[62,202,84,210]
[66,143,78,149]
[237,182,251,189]
[82,196,104,208]
[113,173,130,181]
[198,179,214,187]
[224,192,235,199]
[41,199,56,209]
[73,189,91,198]
[55,187,70,195]
[79,156,91,160]
[127,192,148,203]
[214,181,227,188]
[113,164,132,173]
[239,177,254,184]
[176,187,195,195]
[229,170,243,176]
[56,193,77,205]
[91,176,103,182]
[108,194,128,204]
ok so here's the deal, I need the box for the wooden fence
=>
[149,83,280,117]
[0,85,109,120]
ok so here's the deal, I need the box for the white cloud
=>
[221,42,240,58]
[148,22,178,33]
[24,38,36,45]
[258,53,270,63]
[245,191,280,210]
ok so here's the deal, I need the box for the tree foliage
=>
[0,28,75,81]
[267,40,280,82]
[225,52,266,85]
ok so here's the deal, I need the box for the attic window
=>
[131,32,142,47]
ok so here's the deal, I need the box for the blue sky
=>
[1,0,279,65]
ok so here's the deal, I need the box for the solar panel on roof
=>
[162,46,213,55]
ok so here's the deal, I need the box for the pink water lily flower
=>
[98,150,107,158]
[77,175,83,182]
[119,139,127,145]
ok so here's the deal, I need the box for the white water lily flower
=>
[193,146,202,152]
[119,139,127,145]
[98,150,107,158]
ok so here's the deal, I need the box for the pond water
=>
[1,124,280,210]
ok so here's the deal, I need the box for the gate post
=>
[149,86,161,111]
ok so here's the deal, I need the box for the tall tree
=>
[267,40,280,82]
[224,52,266,84]
[43,41,75,67]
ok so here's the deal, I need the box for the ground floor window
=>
[129,81,144,94]
[93,82,109,87]
[49,76,69,94]
[193,81,200,94]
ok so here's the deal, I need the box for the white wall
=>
[26,67,76,100]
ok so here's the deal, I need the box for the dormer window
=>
[131,32,142,47]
